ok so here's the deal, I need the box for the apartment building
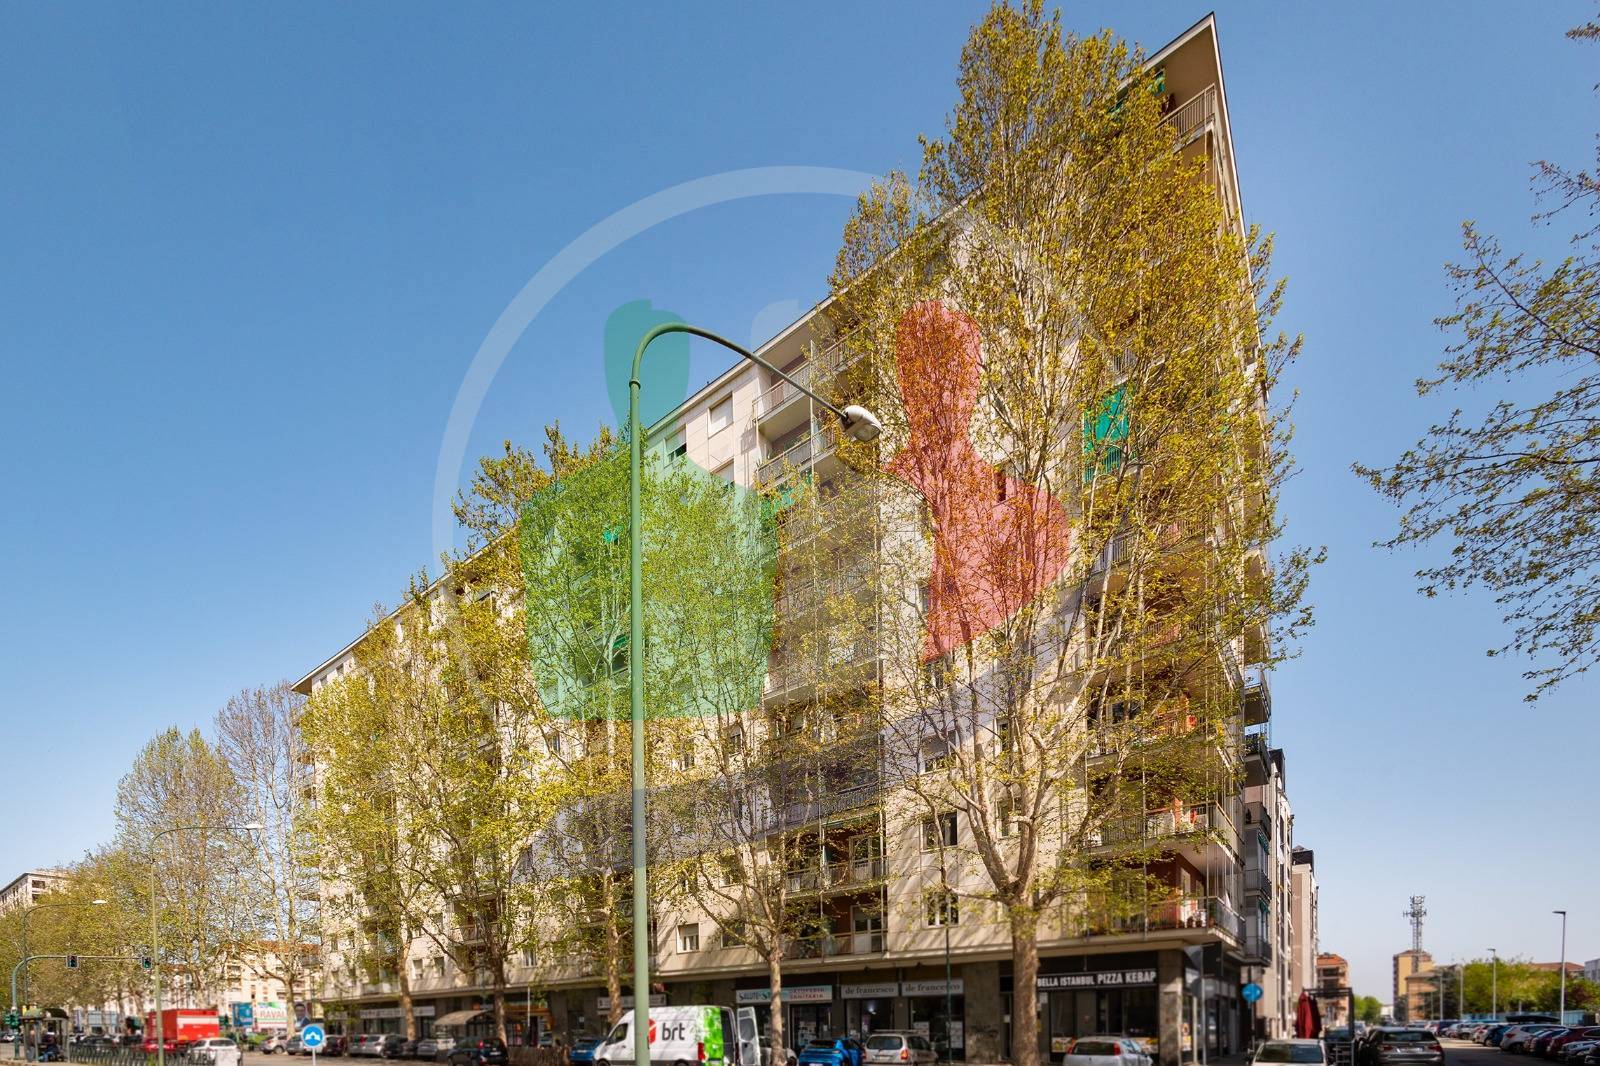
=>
[1241,744,1300,1039]
[296,14,1302,1066]
[1392,950,1432,1023]
[0,869,69,912]
[1289,850,1318,1001]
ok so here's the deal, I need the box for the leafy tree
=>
[302,605,439,1039]
[215,682,320,1019]
[1356,996,1383,1024]
[827,6,1312,1066]
[113,727,255,1008]
[1356,18,1600,700]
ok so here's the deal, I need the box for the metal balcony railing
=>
[782,929,884,959]
[1167,85,1217,147]
[758,426,835,484]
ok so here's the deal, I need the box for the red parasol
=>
[1296,992,1323,1039]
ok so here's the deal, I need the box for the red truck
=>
[142,1009,220,1053]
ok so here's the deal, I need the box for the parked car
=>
[286,1036,305,1055]
[1252,1041,1328,1065]
[191,1037,244,1066]
[1534,1031,1574,1058]
[1365,1029,1442,1066]
[796,1039,865,1066]
[1550,1030,1600,1059]
[1064,1036,1156,1066]
[262,1035,290,1054]
[1485,1026,1516,1047]
[427,1037,459,1062]
[1507,1027,1566,1054]
[567,1037,601,1066]
[1561,1041,1600,1063]
[328,1035,352,1057]
[400,1040,421,1059]
[862,1032,937,1066]
[376,1035,408,1059]
[761,1037,799,1066]
[447,1037,509,1066]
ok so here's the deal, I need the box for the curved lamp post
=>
[627,323,880,1066]
[14,898,106,1061]
[150,823,262,1066]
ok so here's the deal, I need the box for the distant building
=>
[1584,959,1600,984]
[1393,950,1433,1022]
[1316,953,1348,991]
[0,868,69,912]
[1289,850,1318,997]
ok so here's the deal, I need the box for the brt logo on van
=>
[648,1020,689,1043]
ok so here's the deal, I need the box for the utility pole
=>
[1554,911,1567,1022]
[1488,949,1498,1020]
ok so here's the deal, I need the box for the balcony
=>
[1244,730,1270,787]
[1243,931,1273,964]
[784,857,887,895]
[758,426,836,486]
[782,929,884,959]
[753,343,855,436]
[1166,85,1218,148]
[1244,865,1272,900]
[1243,676,1272,727]
[1076,894,1243,942]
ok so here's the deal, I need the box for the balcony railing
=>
[758,427,835,485]
[1244,932,1273,963]
[781,929,884,959]
[1075,894,1243,940]
[784,857,887,894]
[1167,85,1217,147]
[753,343,856,423]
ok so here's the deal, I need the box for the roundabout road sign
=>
[301,1025,326,1052]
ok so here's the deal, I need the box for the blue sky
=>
[2,2,1595,1001]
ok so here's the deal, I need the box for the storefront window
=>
[908,997,966,1062]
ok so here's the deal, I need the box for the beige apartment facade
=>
[297,15,1306,1066]
[0,869,69,913]
[1289,850,1318,1002]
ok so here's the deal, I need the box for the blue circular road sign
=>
[1242,983,1264,1004]
[301,1025,326,1051]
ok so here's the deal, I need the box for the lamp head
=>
[839,404,883,443]
[242,822,265,832]
[91,899,107,906]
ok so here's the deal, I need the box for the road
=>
[1441,1038,1502,1066]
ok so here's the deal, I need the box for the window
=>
[709,397,733,434]
[725,725,745,756]
[924,888,960,927]
[998,795,1020,838]
[667,428,687,458]
[676,923,700,953]
[922,812,958,851]
[919,735,951,773]
[714,461,734,483]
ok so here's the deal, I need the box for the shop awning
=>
[432,1010,488,1028]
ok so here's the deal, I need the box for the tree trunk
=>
[603,875,624,1028]
[1011,906,1041,1066]
[399,965,416,1041]
[493,983,509,1044]
[767,952,787,1066]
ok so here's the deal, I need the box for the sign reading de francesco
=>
[735,986,833,1005]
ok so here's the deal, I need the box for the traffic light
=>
[3,1011,18,1028]
[140,956,151,970]
[66,955,78,970]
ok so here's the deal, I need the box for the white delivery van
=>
[593,1006,760,1066]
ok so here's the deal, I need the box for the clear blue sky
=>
[2,2,1595,1002]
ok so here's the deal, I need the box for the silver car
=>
[863,1033,936,1066]
[1064,1036,1154,1066]
[1252,1040,1328,1066]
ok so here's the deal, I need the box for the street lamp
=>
[1489,948,1498,1020]
[149,823,262,1066]
[14,898,107,1061]
[1554,911,1567,1022]
[627,323,880,1066]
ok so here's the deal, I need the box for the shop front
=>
[840,982,897,1041]
[735,984,836,1045]
[902,980,965,1062]
[1001,953,1162,1061]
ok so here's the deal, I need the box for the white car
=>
[1063,1036,1153,1066]
[191,1037,244,1066]
[1252,1039,1328,1066]
[864,1033,937,1066]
